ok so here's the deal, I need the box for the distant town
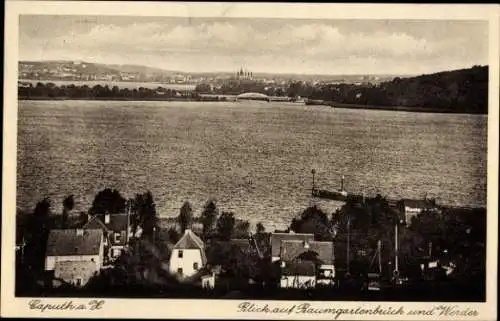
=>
[18,61,488,114]
[19,60,397,86]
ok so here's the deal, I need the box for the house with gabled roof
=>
[83,213,132,260]
[45,229,104,287]
[270,232,314,262]
[280,261,316,289]
[280,239,335,286]
[169,229,206,279]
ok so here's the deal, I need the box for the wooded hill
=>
[304,66,488,114]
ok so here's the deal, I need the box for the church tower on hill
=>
[236,66,253,81]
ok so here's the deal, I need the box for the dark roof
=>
[85,214,128,232]
[270,232,314,257]
[46,229,103,256]
[282,261,316,276]
[281,240,334,265]
[84,216,109,231]
[173,229,206,264]
[105,214,129,232]
[174,229,204,249]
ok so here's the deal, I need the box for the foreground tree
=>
[62,195,75,228]
[131,191,158,240]
[179,201,193,233]
[201,199,218,240]
[24,198,52,271]
[89,188,127,219]
[167,227,181,245]
[233,220,251,239]
[290,205,334,241]
[256,222,266,234]
[216,212,236,241]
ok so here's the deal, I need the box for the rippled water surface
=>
[16,100,487,230]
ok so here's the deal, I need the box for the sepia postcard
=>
[2,1,499,319]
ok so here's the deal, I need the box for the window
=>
[114,233,121,243]
[177,268,183,276]
[178,250,183,258]
[193,262,199,270]
[76,278,82,287]
[112,248,121,258]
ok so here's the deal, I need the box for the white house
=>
[45,229,104,287]
[169,229,206,279]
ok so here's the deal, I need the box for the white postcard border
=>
[2,1,499,320]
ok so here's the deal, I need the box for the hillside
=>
[104,64,180,76]
[306,65,489,114]
[18,60,179,82]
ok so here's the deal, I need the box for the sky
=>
[19,15,489,75]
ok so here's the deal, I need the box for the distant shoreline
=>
[306,101,488,115]
[18,96,226,102]
[18,96,487,115]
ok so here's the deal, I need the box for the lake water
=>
[16,100,487,231]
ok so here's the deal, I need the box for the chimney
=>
[76,229,84,236]
[105,213,110,224]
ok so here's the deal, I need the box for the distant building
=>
[201,273,216,289]
[270,232,314,262]
[398,198,438,225]
[84,213,132,260]
[169,229,206,279]
[45,229,104,287]
[236,67,253,81]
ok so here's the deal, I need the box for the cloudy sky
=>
[19,15,488,75]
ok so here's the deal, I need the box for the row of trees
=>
[16,188,267,295]
[16,188,258,274]
[286,195,486,286]
[16,187,486,297]
[18,83,199,100]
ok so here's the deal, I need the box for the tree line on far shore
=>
[20,65,487,114]
[198,65,488,114]
[18,83,209,100]
[288,65,488,113]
